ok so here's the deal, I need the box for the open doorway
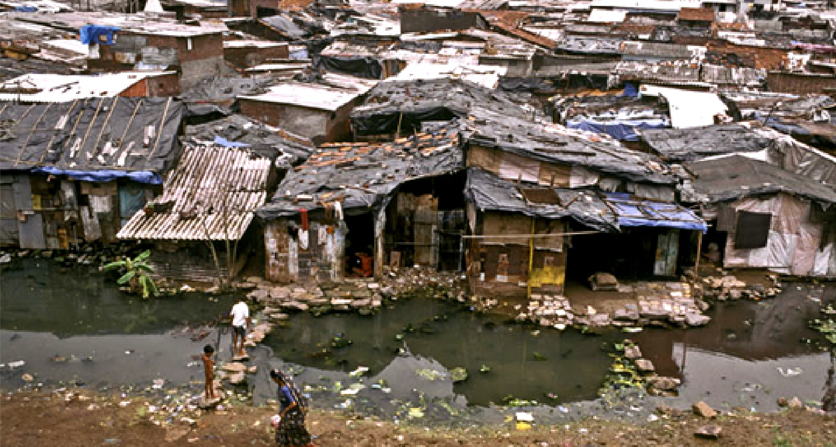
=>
[344,213,375,277]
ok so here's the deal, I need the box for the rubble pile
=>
[526,294,574,330]
[242,266,468,320]
[518,282,712,331]
[701,273,781,302]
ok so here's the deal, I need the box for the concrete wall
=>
[264,218,346,283]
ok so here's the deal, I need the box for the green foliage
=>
[104,250,159,299]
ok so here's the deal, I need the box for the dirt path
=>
[2,390,835,446]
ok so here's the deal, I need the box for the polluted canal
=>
[1,257,834,425]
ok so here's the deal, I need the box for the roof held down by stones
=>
[257,125,463,220]
[351,78,539,136]
[464,109,679,185]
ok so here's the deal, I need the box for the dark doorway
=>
[345,213,375,277]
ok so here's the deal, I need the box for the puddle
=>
[1,258,834,421]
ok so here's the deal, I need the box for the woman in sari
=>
[270,369,313,447]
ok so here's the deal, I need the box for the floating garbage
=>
[7,360,25,369]
[450,367,468,383]
[407,407,424,419]
[349,366,369,378]
[515,412,534,422]
[416,369,444,381]
[479,364,491,374]
[777,367,803,378]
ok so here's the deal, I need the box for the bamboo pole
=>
[526,216,535,301]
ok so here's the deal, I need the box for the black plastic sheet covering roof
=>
[0,97,184,173]
[257,125,463,220]
[682,155,836,205]
[351,78,539,135]
[260,15,309,40]
[184,114,314,168]
[641,123,772,163]
[180,76,276,116]
[465,168,617,232]
[465,108,678,185]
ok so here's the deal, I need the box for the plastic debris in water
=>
[349,366,369,378]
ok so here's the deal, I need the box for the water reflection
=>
[0,259,236,336]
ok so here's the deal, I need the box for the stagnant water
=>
[1,257,834,422]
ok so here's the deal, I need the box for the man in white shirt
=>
[230,299,252,358]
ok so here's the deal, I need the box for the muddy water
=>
[1,258,834,420]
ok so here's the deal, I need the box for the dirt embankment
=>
[2,390,835,446]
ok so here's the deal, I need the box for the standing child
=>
[202,345,216,400]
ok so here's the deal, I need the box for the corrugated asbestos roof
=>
[118,144,272,241]
[0,72,174,103]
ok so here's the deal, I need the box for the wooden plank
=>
[12,176,45,249]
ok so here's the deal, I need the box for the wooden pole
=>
[526,216,535,301]
[693,230,703,285]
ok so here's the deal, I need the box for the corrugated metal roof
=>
[118,144,272,241]
[0,72,174,103]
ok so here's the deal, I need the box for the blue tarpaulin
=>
[214,136,251,148]
[80,25,121,45]
[620,82,639,98]
[567,117,669,141]
[604,192,707,232]
[32,167,162,185]
[15,6,37,12]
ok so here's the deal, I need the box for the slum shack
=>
[462,109,706,297]
[238,75,377,144]
[256,126,463,283]
[0,97,185,249]
[117,143,275,283]
[682,155,836,277]
[11,12,228,90]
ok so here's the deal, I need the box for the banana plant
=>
[102,250,159,299]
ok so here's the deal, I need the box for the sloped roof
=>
[466,168,705,232]
[683,155,836,204]
[257,126,463,220]
[351,78,537,136]
[0,72,174,103]
[641,123,772,162]
[0,97,184,176]
[465,108,678,185]
[118,144,272,241]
